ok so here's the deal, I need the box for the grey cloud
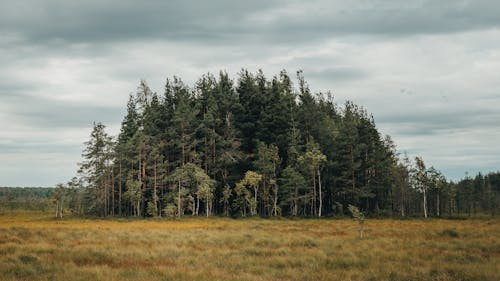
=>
[1,94,124,128]
[1,0,499,46]
[265,0,500,39]
[0,0,276,44]
[0,141,80,154]
[306,67,368,82]
[376,108,500,136]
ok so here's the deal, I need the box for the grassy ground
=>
[0,211,498,281]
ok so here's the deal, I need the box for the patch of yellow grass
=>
[0,211,499,281]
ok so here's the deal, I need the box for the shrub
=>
[441,228,459,238]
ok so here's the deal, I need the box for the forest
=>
[54,70,499,218]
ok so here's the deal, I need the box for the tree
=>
[393,154,411,217]
[220,184,232,217]
[193,166,216,216]
[412,156,429,218]
[148,145,163,217]
[348,204,365,238]
[169,163,214,217]
[53,183,65,219]
[172,78,198,166]
[298,140,327,217]
[69,69,479,219]
[78,122,114,216]
[427,167,445,217]
[125,172,142,216]
[255,143,281,216]
[235,171,263,216]
[66,177,84,215]
[279,166,306,216]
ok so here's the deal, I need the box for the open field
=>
[0,212,499,281]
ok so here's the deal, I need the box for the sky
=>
[1,0,499,186]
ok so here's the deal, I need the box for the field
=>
[0,212,499,281]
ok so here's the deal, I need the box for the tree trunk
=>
[111,169,115,216]
[178,178,182,218]
[436,190,440,217]
[273,186,278,217]
[119,161,122,216]
[58,198,62,219]
[181,124,185,165]
[136,200,141,217]
[254,187,258,216]
[104,175,108,217]
[423,189,428,218]
[142,157,146,216]
[243,198,246,217]
[318,167,322,217]
[206,194,209,217]
[401,180,405,217]
[55,196,63,219]
[312,169,316,216]
[449,197,452,217]
[154,160,157,217]
[293,184,298,216]
[138,158,142,217]
[350,146,355,201]
[196,196,200,216]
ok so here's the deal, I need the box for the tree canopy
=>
[60,69,500,218]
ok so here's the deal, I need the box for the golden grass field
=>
[0,211,498,281]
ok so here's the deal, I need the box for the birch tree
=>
[412,156,429,218]
[298,140,327,217]
[53,183,65,219]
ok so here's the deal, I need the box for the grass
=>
[0,211,498,281]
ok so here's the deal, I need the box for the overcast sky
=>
[1,0,499,186]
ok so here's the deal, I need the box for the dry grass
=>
[0,211,498,281]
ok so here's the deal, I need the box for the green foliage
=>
[279,166,306,216]
[63,69,500,219]
[348,204,364,222]
[348,204,365,238]
[163,204,177,218]
[235,171,263,216]
[0,187,53,211]
[146,202,158,217]
[125,174,142,217]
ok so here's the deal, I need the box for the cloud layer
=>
[1,0,499,185]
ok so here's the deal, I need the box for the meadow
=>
[0,211,498,281]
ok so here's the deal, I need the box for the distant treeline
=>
[54,69,499,218]
[0,187,53,211]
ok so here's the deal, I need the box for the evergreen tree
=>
[69,69,497,219]
[78,122,114,216]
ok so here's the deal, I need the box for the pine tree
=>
[78,122,114,216]
[279,166,306,216]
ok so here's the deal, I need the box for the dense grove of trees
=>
[55,70,499,218]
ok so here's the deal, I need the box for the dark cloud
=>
[0,0,276,44]
[1,0,499,46]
